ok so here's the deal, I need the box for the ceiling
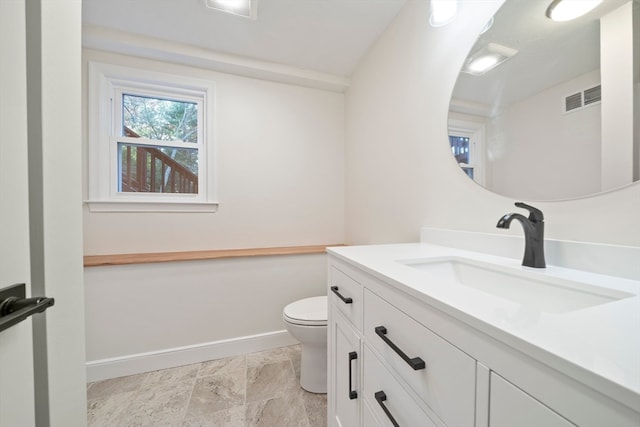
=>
[451,0,631,114]
[82,0,407,78]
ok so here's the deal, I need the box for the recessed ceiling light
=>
[429,0,458,27]
[545,0,602,22]
[462,43,518,76]
[205,0,258,20]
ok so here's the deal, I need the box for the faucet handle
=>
[515,202,544,222]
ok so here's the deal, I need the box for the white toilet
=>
[283,296,328,393]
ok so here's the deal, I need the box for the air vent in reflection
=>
[564,84,601,113]
[584,85,601,105]
[565,92,582,111]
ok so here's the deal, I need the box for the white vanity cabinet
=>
[362,344,437,426]
[489,373,575,427]
[328,266,363,427]
[363,289,475,426]
[330,308,360,427]
[328,261,463,427]
[327,253,640,427]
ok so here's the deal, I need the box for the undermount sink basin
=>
[398,257,633,313]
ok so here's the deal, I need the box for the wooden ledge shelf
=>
[83,244,344,267]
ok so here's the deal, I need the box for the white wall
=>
[601,1,635,191]
[488,70,602,200]
[85,254,327,361]
[82,50,344,372]
[346,0,640,247]
[83,49,345,255]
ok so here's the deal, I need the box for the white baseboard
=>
[86,330,298,383]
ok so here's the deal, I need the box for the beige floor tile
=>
[286,344,302,360]
[116,378,195,427]
[87,391,138,427]
[87,373,148,401]
[301,389,327,427]
[198,354,246,377]
[145,363,200,385]
[246,347,292,368]
[182,405,246,427]
[185,368,246,415]
[245,391,310,427]
[87,345,325,427]
[246,360,298,403]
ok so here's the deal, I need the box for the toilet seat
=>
[283,296,327,326]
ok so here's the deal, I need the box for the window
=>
[449,134,474,179]
[448,119,485,186]
[87,62,217,212]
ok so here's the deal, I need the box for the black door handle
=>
[375,391,399,427]
[331,286,353,304]
[0,297,51,315]
[375,326,425,370]
[0,284,54,334]
[348,351,358,399]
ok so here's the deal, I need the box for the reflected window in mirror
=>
[449,135,473,178]
[449,119,486,186]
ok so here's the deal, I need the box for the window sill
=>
[85,200,219,213]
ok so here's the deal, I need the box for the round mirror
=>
[449,0,638,201]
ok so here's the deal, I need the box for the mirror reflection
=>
[449,0,638,201]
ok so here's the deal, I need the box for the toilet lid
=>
[283,296,327,326]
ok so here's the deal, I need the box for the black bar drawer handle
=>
[348,351,358,400]
[375,326,425,370]
[331,286,353,304]
[375,391,399,427]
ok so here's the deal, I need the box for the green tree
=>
[123,94,197,143]
[123,94,199,176]
[120,94,199,193]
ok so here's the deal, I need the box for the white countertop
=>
[327,242,640,410]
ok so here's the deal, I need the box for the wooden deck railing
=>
[121,126,198,194]
[121,145,198,194]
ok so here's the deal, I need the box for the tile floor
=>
[87,345,327,427]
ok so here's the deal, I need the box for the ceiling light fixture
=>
[205,0,258,20]
[461,43,518,76]
[429,0,458,27]
[545,0,602,22]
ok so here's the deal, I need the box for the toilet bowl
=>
[283,296,327,393]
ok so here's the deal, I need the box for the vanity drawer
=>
[330,266,363,331]
[363,345,437,427]
[490,373,576,427]
[362,398,381,427]
[364,289,476,427]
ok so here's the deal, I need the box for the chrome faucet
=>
[496,202,546,268]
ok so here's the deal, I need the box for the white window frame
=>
[448,118,486,186]
[87,62,217,212]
